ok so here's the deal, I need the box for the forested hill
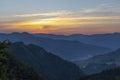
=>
[79,67,120,80]
[0,40,43,80]
[9,42,83,80]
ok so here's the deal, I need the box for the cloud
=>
[14,10,72,17]
[81,3,120,16]
[0,3,120,34]
[0,10,73,20]
[1,4,120,23]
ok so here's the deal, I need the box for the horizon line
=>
[0,31,120,36]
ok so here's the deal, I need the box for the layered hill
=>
[34,33,120,50]
[0,32,111,60]
[75,48,120,74]
[8,42,83,80]
[79,67,120,80]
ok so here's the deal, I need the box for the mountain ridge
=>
[74,48,120,74]
[0,32,111,60]
[34,32,120,50]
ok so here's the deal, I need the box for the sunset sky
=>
[0,0,120,35]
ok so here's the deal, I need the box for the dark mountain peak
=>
[35,33,65,36]
[89,32,120,36]
[116,48,120,52]
[112,32,120,35]
[11,32,21,35]
[12,42,47,54]
[22,32,30,34]
[70,34,86,37]
[11,32,31,36]
[9,42,83,80]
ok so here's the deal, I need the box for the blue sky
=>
[0,0,120,34]
[0,0,119,14]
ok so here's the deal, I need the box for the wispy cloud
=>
[0,3,120,34]
[1,3,120,22]
[81,3,120,16]
[14,10,72,17]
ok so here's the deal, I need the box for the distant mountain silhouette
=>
[8,42,83,80]
[74,48,120,74]
[34,32,120,50]
[0,32,111,60]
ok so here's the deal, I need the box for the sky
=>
[0,0,120,35]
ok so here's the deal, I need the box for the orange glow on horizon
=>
[1,16,120,35]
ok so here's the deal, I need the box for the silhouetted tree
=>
[0,40,11,50]
[116,76,120,80]
[0,40,43,80]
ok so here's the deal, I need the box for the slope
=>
[75,48,120,74]
[0,40,43,80]
[79,67,120,80]
[9,42,83,80]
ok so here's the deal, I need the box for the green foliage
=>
[80,67,120,80]
[0,40,43,80]
[0,40,11,50]
[116,76,120,80]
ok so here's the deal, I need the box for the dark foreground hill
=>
[0,41,43,80]
[8,42,83,80]
[79,67,120,80]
